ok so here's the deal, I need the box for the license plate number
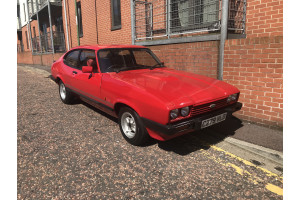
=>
[201,113,227,129]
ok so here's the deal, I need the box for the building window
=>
[25,31,29,49]
[111,0,121,30]
[77,2,83,37]
[33,27,36,38]
[170,0,220,33]
[23,3,26,21]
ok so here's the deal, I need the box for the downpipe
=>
[26,0,33,52]
[63,0,70,50]
[218,0,229,80]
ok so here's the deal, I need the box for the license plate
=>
[201,113,227,129]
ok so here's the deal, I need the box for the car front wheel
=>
[118,107,149,146]
[59,80,74,104]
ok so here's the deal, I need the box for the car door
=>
[62,49,81,90]
[72,49,102,102]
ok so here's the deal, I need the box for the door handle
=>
[72,71,77,74]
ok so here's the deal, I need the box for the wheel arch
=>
[55,75,65,84]
[114,101,142,117]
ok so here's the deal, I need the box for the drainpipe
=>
[26,0,33,52]
[217,0,229,80]
[63,0,70,50]
[131,0,135,44]
[47,0,55,54]
[95,0,99,44]
[74,0,80,46]
[36,0,42,54]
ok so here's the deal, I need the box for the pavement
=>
[17,64,283,199]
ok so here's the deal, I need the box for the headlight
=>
[170,109,179,119]
[180,107,190,117]
[227,93,238,103]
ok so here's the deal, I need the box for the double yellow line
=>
[199,143,283,196]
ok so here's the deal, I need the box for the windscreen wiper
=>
[150,62,164,70]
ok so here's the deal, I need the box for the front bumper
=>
[142,102,242,136]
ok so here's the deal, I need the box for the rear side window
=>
[64,50,80,69]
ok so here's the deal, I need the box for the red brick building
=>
[17,0,283,128]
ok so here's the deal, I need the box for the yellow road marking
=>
[198,143,283,196]
[266,183,283,196]
[210,145,283,182]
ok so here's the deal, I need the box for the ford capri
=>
[51,45,242,145]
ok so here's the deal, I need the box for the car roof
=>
[69,44,147,51]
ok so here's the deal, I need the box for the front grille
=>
[191,98,229,116]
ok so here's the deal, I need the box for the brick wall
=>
[150,41,219,79]
[21,25,31,52]
[64,0,98,47]
[64,0,132,47]
[246,0,282,38]
[97,0,132,45]
[222,0,283,127]
[17,51,33,64]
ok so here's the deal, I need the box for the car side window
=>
[79,50,98,72]
[64,50,80,69]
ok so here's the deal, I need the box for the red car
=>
[51,45,242,145]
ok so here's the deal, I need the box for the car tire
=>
[59,80,74,104]
[118,107,150,146]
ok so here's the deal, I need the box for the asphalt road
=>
[17,65,283,199]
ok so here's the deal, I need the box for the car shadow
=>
[156,116,243,156]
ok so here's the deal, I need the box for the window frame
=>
[111,0,122,31]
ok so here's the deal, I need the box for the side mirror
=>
[82,66,93,73]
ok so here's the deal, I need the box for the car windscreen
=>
[97,48,163,73]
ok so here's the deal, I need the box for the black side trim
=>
[68,88,114,112]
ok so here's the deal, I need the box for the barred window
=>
[133,0,246,42]
[170,0,220,33]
